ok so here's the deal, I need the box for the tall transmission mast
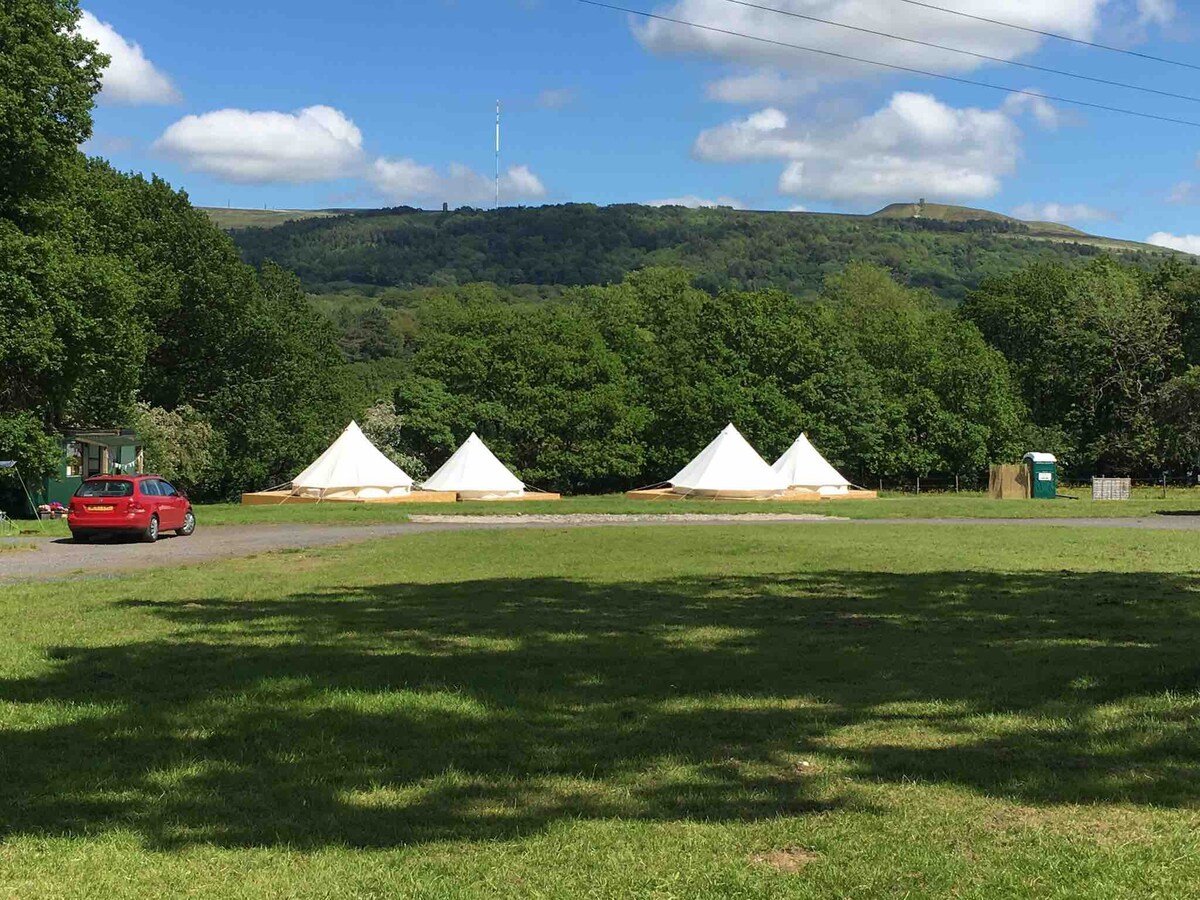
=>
[495,100,501,211]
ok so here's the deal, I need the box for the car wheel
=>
[72,531,90,543]
[177,510,196,537]
[142,514,159,543]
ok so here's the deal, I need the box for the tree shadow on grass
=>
[3,569,1200,848]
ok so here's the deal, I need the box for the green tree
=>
[359,399,427,480]
[129,402,219,490]
[0,0,105,221]
[963,257,1177,474]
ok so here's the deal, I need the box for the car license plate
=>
[90,505,114,512]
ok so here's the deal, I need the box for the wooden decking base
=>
[240,490,562,505]
[459,492,561,502]
[625,488,878,501]
[240,490,457,506]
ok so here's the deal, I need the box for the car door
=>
[156,479,184,529]
[138,478,165,526]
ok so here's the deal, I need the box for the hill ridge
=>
[206,202,1185,304]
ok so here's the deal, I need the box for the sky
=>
[80,0,1200,249]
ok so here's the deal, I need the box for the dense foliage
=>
[230,203,1174,304]
[962,258,1200,476]
[383,266,1026,492]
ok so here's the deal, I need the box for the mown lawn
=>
[3,522,1200,897]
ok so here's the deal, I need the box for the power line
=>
[892,0,1200,73]
[713,0,1200,106]
[573,0,1200,128]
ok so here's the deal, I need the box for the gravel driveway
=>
[0,523,452,582]
[3,514,1200,582]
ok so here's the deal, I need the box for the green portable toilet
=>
[1023,452,1057,500]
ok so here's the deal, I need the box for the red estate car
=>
[68,475,196,543]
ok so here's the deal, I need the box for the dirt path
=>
[3,514,1199,582]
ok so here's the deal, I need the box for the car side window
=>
[158,480,178,497]
[140,480,160,497]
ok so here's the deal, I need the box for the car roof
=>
[82,474,164,481]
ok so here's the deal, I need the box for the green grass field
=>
[200,207,340,230]
[15,488,1200,539]
[4,522,1200,897]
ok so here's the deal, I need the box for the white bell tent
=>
[422,433,525,499]
[772,433,851,495]
[668,424,789,498]
[290,421,414,500]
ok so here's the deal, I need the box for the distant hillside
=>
[202,207,341,230]
[223,202,1185,303]
[867,201,1166,252]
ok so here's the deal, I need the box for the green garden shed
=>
[35,428,144,507]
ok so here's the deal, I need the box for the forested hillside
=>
[225,203,1181,303]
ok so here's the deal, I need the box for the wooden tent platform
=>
[460,492,561,502]
[240,490,560,505]
[241,490,456,506]
[626,488,878,502]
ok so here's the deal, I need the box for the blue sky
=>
[81,0,1200,248]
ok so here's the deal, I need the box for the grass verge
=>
[2,523,1200,896]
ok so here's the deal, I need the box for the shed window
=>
[65,442,83,478]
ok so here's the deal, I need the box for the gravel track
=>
[3,513,1199,582]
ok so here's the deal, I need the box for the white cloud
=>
[1148,232,1200,254]
[78,10,180,105]
[537,88,576,109]
[694,108,810,161]
[154,103,550,204]
[1138,0,1175,25]
[648,195,745,209]
[1012,202,1115,222]
[694,93,1020,204]
[370,158,546,206]
[706,70,820,104]
[635,0,1105,91]
[154,106,365,182]
[1003,92,1061,130]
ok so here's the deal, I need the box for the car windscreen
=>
[75,480,134,498]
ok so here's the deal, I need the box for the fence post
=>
[916,475,920,494]
[955,474,960,493]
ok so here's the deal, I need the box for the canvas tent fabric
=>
[772,433,851,495]
[668,424,789,497]
[291,421,414,499]
[421,433,525,499]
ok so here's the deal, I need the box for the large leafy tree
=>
[0,0,124,479]
[395,285,647,492]
[0,0,104,223]
[0,13,361,497]
[963,258,1178,473]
